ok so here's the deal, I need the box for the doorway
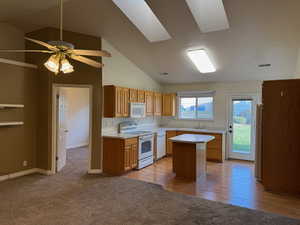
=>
[228,95,258,161]
[52,84,92,174]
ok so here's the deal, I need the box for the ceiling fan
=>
[0,0,111,75]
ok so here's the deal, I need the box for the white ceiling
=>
[2,0,300,84]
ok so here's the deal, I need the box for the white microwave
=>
[130,102,146,118]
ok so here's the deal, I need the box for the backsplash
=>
[102,117,161,132]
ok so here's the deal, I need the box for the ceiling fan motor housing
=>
[48,40,74,50]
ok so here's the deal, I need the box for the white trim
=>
[0,122,24,127]
[0,57,37,69]
[52,84,93,175]
[0,104,24,109]
[36,169,55,176]
[226,93,259,161]
[177,90,216,97]
[0,168,57,183]
[0,168,39,182]
[88,169,102,174]
[67,143,89,150]
[176,95,215,121]
[0,174,9,182]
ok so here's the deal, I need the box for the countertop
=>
[102,127,226,139]
[169,134,215,144]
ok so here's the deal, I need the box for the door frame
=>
[226,93,259,161]
[51,84,93,174]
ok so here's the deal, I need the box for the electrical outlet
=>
[23,161,28,167]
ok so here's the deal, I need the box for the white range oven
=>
[119,121,154,169]
[138,134,154,169]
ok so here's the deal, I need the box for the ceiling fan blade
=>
[70,55,103,68]
[25,37,59,51]
[0,50,53,53]
[71,49,111,57]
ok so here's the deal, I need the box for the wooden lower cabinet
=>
[166,131,177,155]
[103,137,138,175]
[169,130,224,162]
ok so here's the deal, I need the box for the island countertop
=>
[169,134,215,144]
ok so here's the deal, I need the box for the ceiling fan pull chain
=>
[59,0,63,41]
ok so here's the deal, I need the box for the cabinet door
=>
[145,91,154,116]
[115,87,123,117]
[166,131,177,155]
[154,92,162,116]
[129,89,138,102]
[122,88,129,117]
[163,94,176,116]
[131,143,138,168]
[124,145,132,171]
[138,90,145,103]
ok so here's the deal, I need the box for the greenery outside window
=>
[178,91,214,120]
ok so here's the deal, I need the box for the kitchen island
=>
[169,134,215,181]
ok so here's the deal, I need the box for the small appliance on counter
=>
[119,121,154,169]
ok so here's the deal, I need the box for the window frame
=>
[177,92,215,121]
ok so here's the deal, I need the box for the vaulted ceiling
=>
[1,0,300,84]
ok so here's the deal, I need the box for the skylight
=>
[187,49,216,73]
[112,0,171,42]
[185,0,229,33]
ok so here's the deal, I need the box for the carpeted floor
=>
[0,147,299,225]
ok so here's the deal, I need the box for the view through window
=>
[179,96,214,120]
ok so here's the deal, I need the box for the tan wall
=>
[102,39,161,131]
[0,22,25,62]
[161,81,262,129]
[0,62,38,175]
[102,39,160,91]
[26,28,102,171]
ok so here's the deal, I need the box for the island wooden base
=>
[172,142,207,181]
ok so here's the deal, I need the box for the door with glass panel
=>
[228,96,257,161]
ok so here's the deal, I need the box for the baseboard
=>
[0,168,39,182]
[36,169,55,176]
[67,143,89,150]
[88,169,102,174]
[0,174,9,182]
[0,168,55,183]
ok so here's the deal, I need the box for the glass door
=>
[228,97,257,161]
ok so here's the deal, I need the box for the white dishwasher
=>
[156,131,166,159]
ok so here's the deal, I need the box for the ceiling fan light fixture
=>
[60,58,74,74]
[44,54,60,74]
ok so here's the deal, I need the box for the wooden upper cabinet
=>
[138,90,145,103]
[115,87,123,117]
[154,92,162,116]
[162,93,176,116]
[145,91,154,116]
[129,89,138,102]
[104,85,130,118]
[122,88,129,117]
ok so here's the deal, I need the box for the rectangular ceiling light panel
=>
[187,49,216,73]
[112,0,171,42]
[185,0,229,33]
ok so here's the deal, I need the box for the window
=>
[178,91,214,120]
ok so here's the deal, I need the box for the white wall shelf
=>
[0,104,24,109]
[0,122,24,127]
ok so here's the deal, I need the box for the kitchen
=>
[102,85,227,177]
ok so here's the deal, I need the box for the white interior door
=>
[56,88,68,172]
[228,96,257,161]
